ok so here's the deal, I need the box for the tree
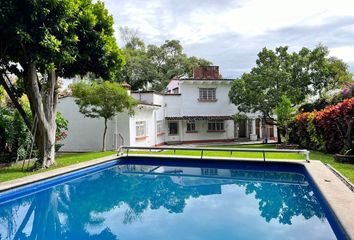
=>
[229,45,352,143]
[117,32,212,90]
[72,81,137,151]
[0,0,124,167]
[274,95,294,143]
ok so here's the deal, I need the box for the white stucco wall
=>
[57,97,117,152]
[177,81,237,116]
[58,80,277,151]
[179,120,234,142]
[129,106,158,147]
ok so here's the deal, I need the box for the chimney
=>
[193,66,219,80]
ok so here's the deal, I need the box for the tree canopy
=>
[72,81,137,151]
[0,0,124,167]
[229,45,352,121]
[117,29,212,91]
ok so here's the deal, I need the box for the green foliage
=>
[0,105,28,160]
[299,82,354,113]
[72,81,137,120]
[275,95,294,127]
[233,113,249,122]
[117,35,212,90]
[274,95,294,142]
[56,112,69,143]
[0,0,124,165]
[290,98,354,154]
[306,113,325,151]
[229,45,352,121]
[72,81,137,150]
[0,145,353,184]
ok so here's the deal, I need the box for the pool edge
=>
[304,160,354,240]
[0,154,118,192]
[0,154,353,239]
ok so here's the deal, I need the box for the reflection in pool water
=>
[0,162,339,239]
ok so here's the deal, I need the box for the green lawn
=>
[127,144,354,183]
[0,144,353,184]
[0,151,115,183]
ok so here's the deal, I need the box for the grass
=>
[0,144,353,184]
[128,144,354,183]
[0,151,115,183]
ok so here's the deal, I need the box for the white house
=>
[58,66,277,152]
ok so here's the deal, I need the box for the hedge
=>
[289,97,354,154]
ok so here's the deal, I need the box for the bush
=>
[298,83,354,113]
[289,97,354,154]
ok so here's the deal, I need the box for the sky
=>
[102,0,354,78]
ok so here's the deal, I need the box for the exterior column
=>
[259,118,263,138]
[273,124,278,142]
[249,118,257,141]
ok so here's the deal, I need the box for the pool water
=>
[0,158,345,239]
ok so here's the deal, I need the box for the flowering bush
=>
[56,131,68,142]
[289,97,354,154]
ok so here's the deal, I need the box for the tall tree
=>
[117,33,212,91]
[72,81,137,151]
[229,45,352,143]
[0,0,124,167]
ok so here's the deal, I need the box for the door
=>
[238,120,247,138]
[167,121,181,142]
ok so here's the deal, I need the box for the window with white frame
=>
[208,120,224,131]
[136,121,146,137]
[157,120,163,134]
[186,120,196,132]
[199,88,216,101]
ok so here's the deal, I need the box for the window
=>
[136,121,146,137]
[168,122,178,135]
[157,120,164,134]
[208,121,224,131]
[186,120,196,132]
[199,88,216,101]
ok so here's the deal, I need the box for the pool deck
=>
[0,154,353,239]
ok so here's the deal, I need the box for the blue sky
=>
[102,0,354,78]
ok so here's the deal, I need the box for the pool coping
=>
[0,154,353,239]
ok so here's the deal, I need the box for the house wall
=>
[58,77,278,151]
[57,97,117,152]
[129,106,159,147]
[180,120,235,142]
[166,80,180,93]
[172,81,238,117]
[114,112,130,148]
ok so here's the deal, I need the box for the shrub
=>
[289,97,354,154]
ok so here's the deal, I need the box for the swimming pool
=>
[0,157,346,239]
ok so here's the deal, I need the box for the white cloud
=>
[103,0,354,77]
[330,46,354,63]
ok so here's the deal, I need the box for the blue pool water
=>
[0,158,345,239]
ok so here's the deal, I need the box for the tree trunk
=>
[102,118,108,151]
[23,63,58,168]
